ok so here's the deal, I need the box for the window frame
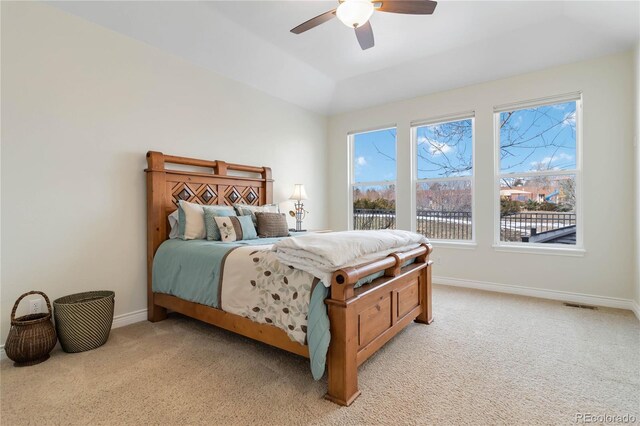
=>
[348,125,398,231]
[410,112,476,245]
[492,92,584,254]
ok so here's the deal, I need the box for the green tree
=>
[354,198,395,210]
[500,198,521,215]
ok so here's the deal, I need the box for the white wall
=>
[634,43,640,309]
[1,3,328,342]
[329,51,636,303]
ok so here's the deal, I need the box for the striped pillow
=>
[255,212,289,238]
[214,215,258,242]
[233,203,280,226]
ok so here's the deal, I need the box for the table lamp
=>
[289,184,308,232]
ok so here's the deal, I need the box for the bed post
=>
[415,244,434,324]
[262,167,273,204]
[325,271,361,406]
[325,243,433,405]
[146,151,168,322]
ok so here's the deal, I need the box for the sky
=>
[416,119,473,179]
[499,101,576,174]
[352,101,577,182]
[353,128,397,183]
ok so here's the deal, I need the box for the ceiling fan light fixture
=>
[336,0,374,29]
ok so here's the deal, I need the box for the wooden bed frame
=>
[145,151,433,406]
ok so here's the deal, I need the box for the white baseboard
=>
[434,275,640,320]
[631,301,640,321]
[1,308,149,361]
[112,308,148,329]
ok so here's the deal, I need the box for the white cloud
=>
[556,152,573,161]
[530,152,574,170]
[429,141,453,156]
[562,111,576,127]
[418,136,455,156]
[356,156,367,166]
[530,157,553,169]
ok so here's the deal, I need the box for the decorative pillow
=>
[214,215,258,242]
[178,200,234,240]
[168,210,179,239]
[203,207,236,241]
[233,203,280,226]
[255,212,289,238]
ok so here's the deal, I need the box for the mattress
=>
[152,237,331,379]
[152,237,391,379]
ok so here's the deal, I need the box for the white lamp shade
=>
[336,0,374,28]
[289,184,309,201]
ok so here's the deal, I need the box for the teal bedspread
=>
[152,238,402,380]
[153,238,282,308]
[152,237,331,379]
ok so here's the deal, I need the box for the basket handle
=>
[11,291,53,321]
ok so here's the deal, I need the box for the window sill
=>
[429,240,477,250]
[492,244,585,257]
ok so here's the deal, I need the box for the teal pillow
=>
[203,207,237,241]
[238,215,258,240]
[178,204,185,239]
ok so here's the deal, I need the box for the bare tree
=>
[360,104,577,222]
[417,182,471,212]
[500,106,576,172]
[417,120,473,177]
[558,178,576,207]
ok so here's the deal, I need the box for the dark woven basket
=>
[53,291,115,353]
[5,291,58,367]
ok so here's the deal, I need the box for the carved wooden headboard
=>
[145,151,273,257]
[145,151,273,318]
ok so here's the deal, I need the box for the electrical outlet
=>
[28,299,42,314]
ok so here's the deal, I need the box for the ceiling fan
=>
[290,0,438,50]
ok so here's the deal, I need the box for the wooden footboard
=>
[325,244,433,406]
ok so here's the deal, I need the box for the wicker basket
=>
[53,291,115,353]
[5,291,58,367]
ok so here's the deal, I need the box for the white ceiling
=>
[51,1,639,115]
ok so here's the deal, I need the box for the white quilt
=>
[220,244,317,345]
[272,230,429,286]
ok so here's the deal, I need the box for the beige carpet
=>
[1,285,638,425]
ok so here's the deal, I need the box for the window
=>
[413,115,474,241]
[350,127,397,230]
[495,94,581,247]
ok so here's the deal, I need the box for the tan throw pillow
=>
[255,212,289,238]
[179,200,206,240]
[214,215,257,242]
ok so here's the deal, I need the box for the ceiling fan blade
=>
[355,21,375,50]
[375,1,437,15]
[290,9,337,34]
